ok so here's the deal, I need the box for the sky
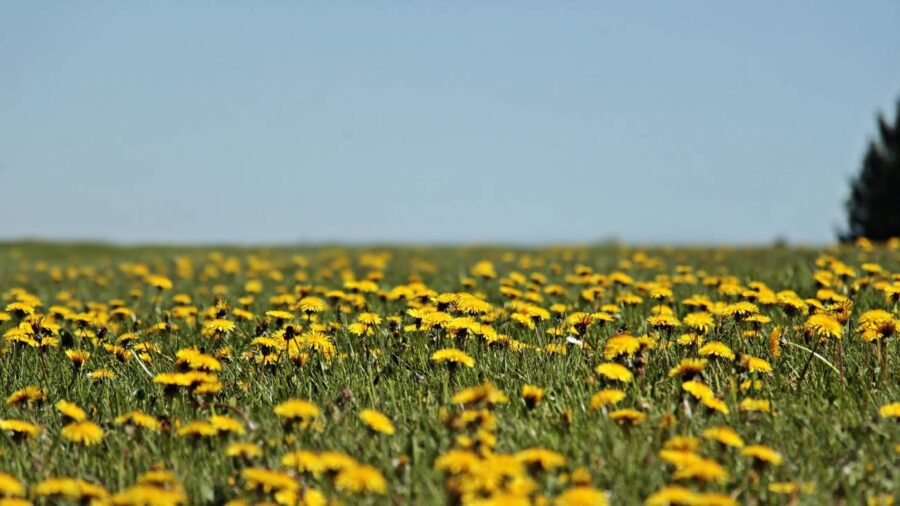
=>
[1,2,899,245]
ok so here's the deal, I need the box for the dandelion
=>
[274,399,321,429]
[698,341,735,361]
[702,426,744,448]
[0,473,25,497]
[60,421,104,446]
[741,444,783,466]
[554,486,609,506]
[281,450,323,475]
[668,358,708,378]
[879,402,900,418]
[740,355,773,374]
[226,442,263,460]
[739,398,771,413]
[603,334,641,360]
[594,363,633,383]
[431,348,475,368]
[608,408,646,426]
[671,457,728,483]
[33,478,108,502]
[521,385,545,409]
[589,389,626,411]
[65,350,90,369]
[359,409,395,435]
[5,385,46,406]
[804,313,842,340]
[334,465,388,495]
[516,447,566,472]
[55,400,88,422]
[451,383,509,407]
[0,419,41,440]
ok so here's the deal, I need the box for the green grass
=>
[0,242,898,505]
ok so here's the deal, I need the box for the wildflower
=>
[701,396,730,414]
[521,385,545,409]
[274,399,321,429]
[702,426,744,448]
[297,296,327,314]
[879,402,900,418]
[682,380,714,401]
[741,444,783,465]
[359,409,395,435]
[594,363,633,383]
[226,442,263,460]
[0,419,41,439]
[111,484,188,505]
[297,331,336,359]
[241,468,298,493]
[608,408,646,426]
[65,350,91,369]
[740,355,773,374]
[431,348,475,368]
[5,385,46,406]
[55,400,87,422]
[334,465,388,495]
[319,451,358,473]
[857,310,898,340]
[33,478,108,501]
[281,450,323,475]
[739,398,771,413]
[803,314,842,340]
[645,485,700,505]
[175,348,222,371]
[0,473,25,497]
[146,275,173,290]
[769,326,782,359]
[589,389,626,410]
[516,447,566,472]
[554,486,609,506]
[698,341,735,361]
[60,421,104,446]
[88,368,116,381]
[724,302,759,320]
[671,457,728,483]
[603,334,641,360]
[202,318,236,337]
[647,314,681,331]
[668,358,707,378]
[452,383,509,407]
[209,415,245,435]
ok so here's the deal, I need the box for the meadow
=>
[0,241,898,505]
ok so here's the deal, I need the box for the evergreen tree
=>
[842,99,900,241]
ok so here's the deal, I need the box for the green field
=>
[0,242,898,505]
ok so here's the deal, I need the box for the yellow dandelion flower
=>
[698,341,735,361]
[0,473,25,497]
[359,408,395,436]
[60,421,103,446]
[702,426,745,448]
[521,384,546,408]
[554,486,609,506]
[431,348,475,368]
[594,363,633,383]
[55,400,87,422]
[334,465,388,495]
[589,389,626,410]
[609,408,646,426]
[878,402,900,418]
[741,444,783,465]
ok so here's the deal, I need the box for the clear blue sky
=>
[2,2,898,245]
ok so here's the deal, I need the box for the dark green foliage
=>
[843,99,900,241]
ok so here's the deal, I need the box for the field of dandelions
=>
[0,241,898,506]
